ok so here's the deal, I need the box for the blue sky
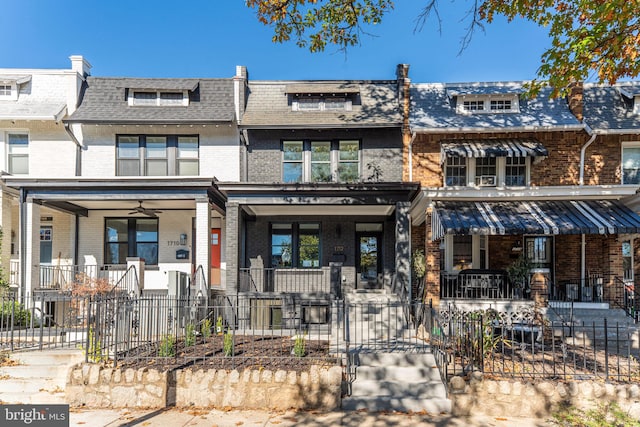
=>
[2,1,550,82]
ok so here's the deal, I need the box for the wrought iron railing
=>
[238,267,332,293]
[440,270,528,300]
[38,264,129,292]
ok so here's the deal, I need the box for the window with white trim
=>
[0,85,11,97]
[622,144,640,184]
[457,95,519,114]
[292,96,352,111]
[128,90,189,106]
[444,156,530,187]
[7,133,29,175]
[116,135,199,176]
[282,139,361,183]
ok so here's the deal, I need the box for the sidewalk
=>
[70,407,556,427]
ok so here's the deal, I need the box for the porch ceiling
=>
[432,199,640,240]
[244,204,395,217]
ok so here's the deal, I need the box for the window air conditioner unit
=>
[478,175,496,187]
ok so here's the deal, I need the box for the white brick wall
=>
[80,124,240,180]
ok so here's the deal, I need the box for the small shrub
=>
[201,318,212,340]
[293,333,306,358]
[185,323,196,347]
[86,326,104,363]
[551,401,637,427]
[158,335,176,357]
[223,333,234,357]
[0,301,31,327]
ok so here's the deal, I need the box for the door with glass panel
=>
[356,223,383,290]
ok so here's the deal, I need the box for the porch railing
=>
[238,267,331,293]
[38,264,131,292]
[108,265,140,296]
[440,270,527,300]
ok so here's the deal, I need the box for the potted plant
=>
[506,255,533,298]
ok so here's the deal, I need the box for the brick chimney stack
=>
[567,81,584,122]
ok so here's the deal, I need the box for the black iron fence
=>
[440,271,529,300]
[86,294,341,369]
[0,292,91,352]
[418,305,640,382]
[238,267,338,294]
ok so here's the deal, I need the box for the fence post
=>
[84,296,91,363]
[604,318,609,381]
[113,297,119,367]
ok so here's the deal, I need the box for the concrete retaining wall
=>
[66,364,342,410]
[450,372,640,419]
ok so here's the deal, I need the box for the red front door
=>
[211,228,221,285]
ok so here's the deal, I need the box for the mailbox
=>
[176,249,189,260]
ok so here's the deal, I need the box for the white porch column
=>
[24,199,40,295]
[195,198,211,297]
[0,190,13,284]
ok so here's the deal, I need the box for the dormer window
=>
[293,95,352,112]
[0,75,30,101]
[128,90,189,106]
[456,94,519,114]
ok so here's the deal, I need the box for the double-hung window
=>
[271,223,320,268]
[8,133,29,175]
[444,157,467,186]
[622,144,640,184]
[116,135,199,176]
[105,218,158,265]
[282,140,361,183]
[475,158,497,186]
[505,157,527,186]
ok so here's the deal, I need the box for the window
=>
[0,85,10,96]
[622,145,640,184]
[293,96,352,111]
[8,133,28,174]
[505,157,527,186]
[271,223,320,268]
[475,158,497,186]
[452,235,472,271]
[282,140,360,183]
[622,241,633,282]
[129,90,188,106]
[445,157,467,186]
[463,100,484,111]
[116,135,199,176]
[105,218,158,265]
[457,95,519,114]
[525,236,551,270]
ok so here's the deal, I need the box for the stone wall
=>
[449,372,640,419]
[66,364,342,410]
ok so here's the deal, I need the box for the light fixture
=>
[511,240,523,253]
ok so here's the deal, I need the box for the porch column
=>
[24,198,40,295]
[194,198,211,297]
[224,201,240,295]
[0,190,12,286]
[395,201,411,302]
[425,205,441,306]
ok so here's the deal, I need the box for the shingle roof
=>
[410,82,583,131]
[66,77,236,124]
[583,82,640,132]
[241,80,401,128]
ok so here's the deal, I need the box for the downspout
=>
[579,121,596,288]
[64,123,83,177]
[19,188,26,299]
[74,214,80,267]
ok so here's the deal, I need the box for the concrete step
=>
[0,391,66,405]
[12,349,85,366]
[342,395,451,413]
[354,352,438,367]
[350,379,447,398]
[354,365,442,382]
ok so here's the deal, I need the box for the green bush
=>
[185,323,196,347]
[223,333,234,357]
[0,301,31,327]
[158,335,176,357]
[201,318,212,340]
[86,326,104,363]
[293,334,306,358]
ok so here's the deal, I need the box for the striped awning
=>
[440,138,548,163]
[431,200,640,240]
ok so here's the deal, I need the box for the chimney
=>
[234,65,248,123]
[567,81,583,122]
[69,55,92,77]
[396,64,411,131]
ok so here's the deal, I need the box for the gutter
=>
[63,123,83,177]
[412,124,584,134]
[579,121,596,186]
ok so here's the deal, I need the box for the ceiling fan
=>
[129,201,162,217]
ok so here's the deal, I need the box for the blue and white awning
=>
[440,138,548,163]
[431,200,640,240]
